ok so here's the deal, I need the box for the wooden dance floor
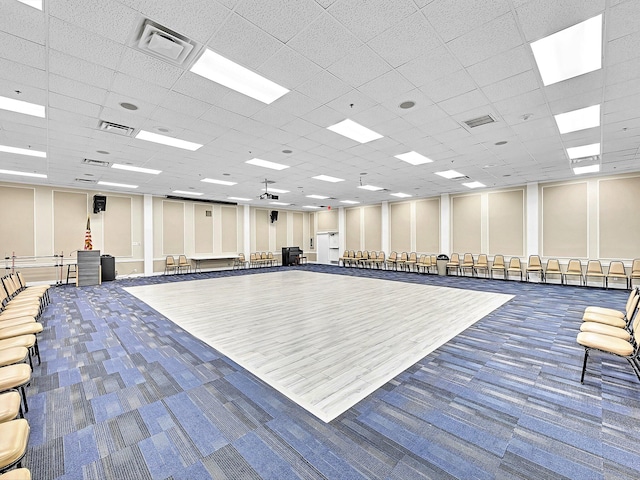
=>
[125,271,512,422]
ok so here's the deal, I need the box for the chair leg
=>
[580,348,590,384]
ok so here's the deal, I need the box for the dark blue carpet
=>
[22,265,640,479]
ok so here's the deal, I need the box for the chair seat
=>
[0,468,31,480]
[577,332,634,356]
[584,306,624,318]
[0,391,21,423]
[0,419,29,470]
[0,336,36,351]
[0,317,35,329]
[0,323,43,341]
[579,322,631,341]
[0,364,31,392]
[586,273,605,277]
[0,348,28,368]
[582,312,626,328]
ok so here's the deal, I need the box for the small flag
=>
[84,216,93,250]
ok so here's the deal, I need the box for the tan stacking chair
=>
[268,251,279,267]
[525,255,544,282]
[16,272,50,304]
[0,468,31,480]
[580,289,639,341]
[373,251,385,270]
[473,254,489,278]
[416,255,429,274]
[563,259,584,286]
[358,250,370,268]
[0,347,28,369]
[0,364,32,414]
[177,255,191,274]
[0,391,22,423]
[446,253,460,276]
[582,288,639,330]
[0,419,30,472]
[460,253,474,277]
[606,261,628,289]
[585,260,606,288]
[490,255,506,279]
[631,259,640,288]
[164,256,177,274]
[233,253,246,270]
[338,250,349,267]
[506,257,524,281]
[363,251,377,269]
[396,252,408,271]
[385,251,398,270]
[406,252,417,272]
[544,259,562,284]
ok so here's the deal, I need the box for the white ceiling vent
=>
[132,19,196,66]
[463,114,496,128]
[570,155,600,165]
[75,178,97,184]
[82,158,110,167]
[98,121,135,137]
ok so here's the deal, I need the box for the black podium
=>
[100,254,116,282]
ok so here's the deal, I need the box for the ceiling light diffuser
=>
[394,151,433,165]
[135,130,202,151]
[112,164,161,175]
[246,158,289,170]
[573,164,600,175]
[327,119,383,144]
[0,95,45,117]
[340,200,360,204]
[462,181,486,189]
[566,143,600,159]
[303,205,321,209]
[201,178,237,186]
[270,201,290,206]
[97,181,138,189]
[17,0,42,9]
[358,185,384,191]
[390,192,411,198]
[0,168,46,178]
[435,170,465,179]
[306,194,329,199]
[228,197,251,202]
[0,144,46,158]
[554,105,600,134]
[530,15,602,86]
[190,48,289,104]
[312,175,344,183]
[172,190,203,196]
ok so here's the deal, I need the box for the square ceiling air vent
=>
[132,19,196,66]
[98,121,135,136]
[463,114,496,128]
[570,155,600,165]
[82,158,110,167]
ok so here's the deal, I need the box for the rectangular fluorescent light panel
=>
[262,187,289,194]
[306,194,329,199]
[327,119,383,144]
[312,175,344,183]
[97,181,138,189]
[395,151,433,165]
[228,196,251,202]
[190,48,289,104]
[435,170,465,179]
[173,190,203,196]
[246,158,289,170]
[340,200,360,204]
[303,205,321,209]
[462,181,486,189]
[270,201,289,206]
[390,192,411,198]
[531,15,602,86]
[358,185,384,191]
[0,168,46,178]
[0,95,45,118]
[112,163,161,175]
[17,0,43,10]
[567,143,600,159]
[0,144,46,158]
[201,178,237,186]
[554,105,600,134]
[135,130,202,151]
[573,164,600,175]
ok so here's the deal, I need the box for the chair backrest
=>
[566,259,582,274]
[508,257,521,269]
[409,252,417,262]
[463,253,473,265]
[179,254,187,264]
[355,250,362,259]
[377,251,385,261]
[250,253,257,262]
[528,255,542,268]
[608,261,626,276]
[400,252,408,261]
[586,260,603,274]
[493,255,505,268]
[476,254,488,266]
[388,251,397,261]
[631,259,640,275]
[349,250,355,258]
[166,256,175,266]
[431,254,437,264]
[450,253,459,264]
[626,291,640,321]
[341,250,348,258]
[238,253,245,261]
[267,252,274,259]
[546,259,561,273]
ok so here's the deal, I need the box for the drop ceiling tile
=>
[118,48,184,89]
[281,117,322,136]
[296,71,352,105]
[271,91,322,118]
[214,91,266,117]
[481,70,539,102]
[0,31,45,69]
[418,70,476,104]
[397,46,462,87]
[47,108,97,130]
[328,0,416,42]
[0,0,45,44]
[606,30,640,67]
[438,89,489,116]
[607,0,640,41]
[48,50,115,90]
[200,105,247,129]
[49,74,108,105]
[547,89,601,115]
[515,0,605,41]
[236,0,323,43]
[0,57,46,90]
[48,92,101,118]
[0,79,46,106]
[466,45,534,87]
[358,71,416,103]
[327,45,392,88]
[493,89,547,116]
[258,46,323,90]
[447,13,523,67]
[159,91,212,119]
[366,12,442,67]
[171,72,229,105]
[327,90,378,117]
[511,117,559,142]
[287,12,362,68]
[543,69,603,102]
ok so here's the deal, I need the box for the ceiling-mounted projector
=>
[259,193,278,200]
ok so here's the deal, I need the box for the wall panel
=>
[293,213,303,249]
[363,205,382,251]
[452,194,481,253]
[275,211,288,250]
[415,198,439,253]
[599,176,640,259]
[488,189,524,256]
[194,204,213,253]
[390,202,411,252]
[345,208,360,250]
[103,196,132,257]
[542,182,588,257]
[0,186,34,256]
[54,191,87,255]
[255,209,269,251]
[162,200,184,255]
[317,210,338,231]
[221,206,237,252]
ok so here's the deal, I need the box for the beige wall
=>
[293,213,303,249]
[542,182,588,258]
[194,204,213,253]
[317,209,338,231]
[488,189,524,257]
[363,205,382,251]
[0,185,35,257]
[452,194,481,254]
[345,207,360,250]
[254,208,270,252]
[390,202,411,252]
[415,198,439,253]
[275,210,288,250]
[598,176,640,259]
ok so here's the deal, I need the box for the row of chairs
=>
[339,250,387,269]
[0,272,48,479]
[164,255,192,274]
[249,252,278,268]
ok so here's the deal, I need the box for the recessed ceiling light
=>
[16,0,42,9]
[573,164,600,175]
[96,150,110,155]
[554,104,600,134]
[282,149,293,154]
[327,119,383,144]
[201,178,237,186]
[228,196,252,202]
[246,158,289,170]
[0,95,45,118]
[119,102,138,111]
[0,144,46,158]
[399,101,415,109]
[191,48,289,104]
[530,15,602,86]
[494,141,508,146]
[390,192,411,198]
[97,181,138,189]
[270,201,290,206]
[135,130,202,151]
[306,194,329,199]
[566,143,600,159]
[112,163,161,175]
[340,200,360,204]
[154,126,170,133]
[173,190,204,196]
[303,205,321,209]
[358,185,384,191]
[262,187,289,194]
[394,151,433,165]
[435,170,465,179]
[462,181,486,189]
[312,175,345,183]
[0,168,46,178]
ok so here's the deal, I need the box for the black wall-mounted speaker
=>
[93,195,107,214]
[270,210,278,223]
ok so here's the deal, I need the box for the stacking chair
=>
[563,259,584,286]
[396,252,408,271]
[338,251,349,267]
[580,289,639,340]
[525,255,545,282]
[460,253,474,277]
[0,468,31,480]
[373,251,385,269]
[631,259,640,288]
[0,364,32,413]
[385,251,398,270]
[490,255,506,279]
[352,251,363,268]
[506,257,524,281]
[405,252,417,272]
[233,253,246,270]
[585,260,606,288]
[0,391,23,423]
[544,259,562,284]
[16,273,50,304]
[0,419,30,473]
[164,256,177,274]
[0,347,28,369]
[446,253,460,276]
[177,255,191,274]
[473,254,489,278]
[358,250,370,268]
[416,255,429,274]
[363,251,377,269]
[606,261,629,289]
[268,251,279,266]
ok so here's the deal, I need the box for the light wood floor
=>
[124,271,512,422]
